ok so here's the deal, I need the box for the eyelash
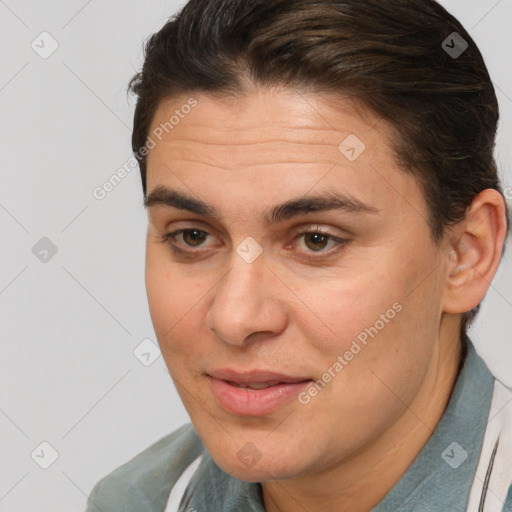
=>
[159,227,349,262]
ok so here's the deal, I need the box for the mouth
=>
[207,369,313,416]
[225,380,285,390]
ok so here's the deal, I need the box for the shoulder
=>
[469,376,512,512]
[86,423,205,512]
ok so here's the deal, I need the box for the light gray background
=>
[0,1,511,510]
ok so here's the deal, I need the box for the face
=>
[144,87,449,482]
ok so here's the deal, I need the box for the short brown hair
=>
[128,0,509,336]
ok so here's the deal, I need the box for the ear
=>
[442,189,508,315]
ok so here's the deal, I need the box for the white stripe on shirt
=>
[165,455,203,512]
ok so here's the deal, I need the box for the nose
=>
[205,249,288,347]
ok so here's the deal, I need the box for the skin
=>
[144,87,507,512]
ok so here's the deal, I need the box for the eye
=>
[290,226,349,261]
[297,230,339,252]
[175,229,208,247]
[159,226,349,261]
[160,229,212,250]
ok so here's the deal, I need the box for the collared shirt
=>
[86,339,512,512]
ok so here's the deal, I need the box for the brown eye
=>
[160,226,349,263]
[160,229,212,252]
[291,228,350,262]
[303,232,330,251]
[182,230,208,247]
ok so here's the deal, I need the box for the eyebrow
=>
[144,185,379,223]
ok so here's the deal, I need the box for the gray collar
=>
[371,338,494,512]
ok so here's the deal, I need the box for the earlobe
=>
[443,189,507,314]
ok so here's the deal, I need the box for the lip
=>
[207,369,312,416]
[208,369,310,385]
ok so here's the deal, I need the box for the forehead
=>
[148,87,385,152]
[147,88,389,174]
[145,87,426,226]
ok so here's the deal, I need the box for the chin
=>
[226,466,270,483]
[210,449,302,483]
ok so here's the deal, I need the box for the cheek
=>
[315,254,442,396]
[292,266,405,355]
[145,250,173,335]
[297,248,442,384]
[145,249,196,351]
